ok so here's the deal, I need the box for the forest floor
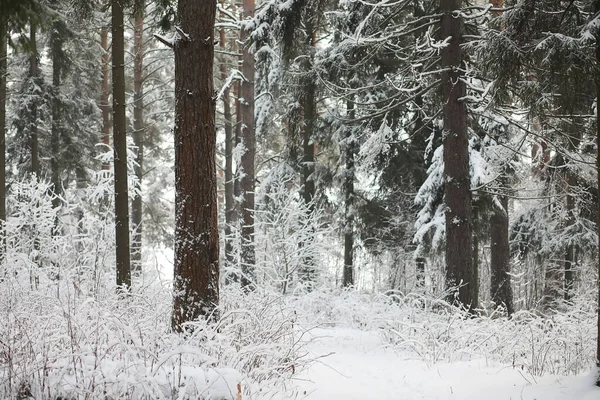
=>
[297,327,600,400]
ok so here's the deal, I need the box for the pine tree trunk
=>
[131,2,144,275]
[221,22,235,275]
[29,22,39,177]
[441,0,473,308]
[172,0,219,331]
[100,28,111,171]
[490,196,514,315]
[416,258,425,289]
[594,1,600,381]
[343,100,355,288]
[299,24,317,288]
[51,16,62,217]
[564,173,576,301]
[112,0,131,290]
[0,19,6,255]
[239,0,256,289]
[472,205,479,309]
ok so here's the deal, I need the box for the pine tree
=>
[131,0,145,274]
[240,0,256,289]
[112,0,132,290]
[440,0,474,307]
[0,16,6,253]
[171,0,220,330]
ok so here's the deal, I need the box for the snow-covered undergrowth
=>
[0,179,309,399]
[291,289,597,377]
[0,279,309,399]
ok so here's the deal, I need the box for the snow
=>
[298,327,600,400]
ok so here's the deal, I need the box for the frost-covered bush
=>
[378,293,597,376]
[255,169,336,294]
[0,177,310,399]
[287,287,596,378]
[0,282,310,399]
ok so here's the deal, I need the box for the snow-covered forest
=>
[1,0,600,398]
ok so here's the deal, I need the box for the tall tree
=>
[441,0,473,307]
[239,0,256,289]
[131,0,145,273]
[171,0,219,330]
[220,6,235,277]
[112,0,131,290]
[595,0,600,384]
[342,99,355,287]
[490,195,513,314]
[100,28,111,170]
[29,22,40,177]
[50,1,69,217]
[0,17,6,250]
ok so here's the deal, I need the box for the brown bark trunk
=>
[51,16,62,217]
[131,2,144,275]
[441,0,474,308]
[490,196,514,315]
[299,23,317,288]
[112,0,131,290]
[101,28,111,171]
[342,100,354,288]
[594,1,600,380]
[239,0,256,289]
[29,22,39,177]
[0,20,6,255]
[564,172,576,301]
[172,0,220,331]
[221,20,235,275]
[416,257,425,289]
[472,205,479,309]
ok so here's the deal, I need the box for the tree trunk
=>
[564,173,576,301]
[490,195,514,315]
[472,205,479,309]
[416,257,425,289]
[299,24,317,288]
[594,1,600,381]
[239,0,256,289]
[441,0,473,308]
[221,20,235,276]
[342,100,355,288]
[51,15,63,219]
[172,0,219,331]
[131,1,144,275]
[0,19,6,256]
[29,22,39,177]
[100,28,111,171]
[112,0,131,290]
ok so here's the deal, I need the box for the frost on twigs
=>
[0,177,312,399]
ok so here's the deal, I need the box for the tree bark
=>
[490,196,514,315]
[100,28,111,171]
[112,0,131,290]
[239,0,256,289]
[131,1,144,275]
[0,19,6,256]
[441,0,474,308]
[342,100,355,288]
[51,15,63,218]
[472,205,479,309]
[172,0,219,331]
[299,23,317,288]
[564,172,576,301]
[29,22,39,177]
[594,0,600,381]
[221,19,235,275]
[416,257,425,289]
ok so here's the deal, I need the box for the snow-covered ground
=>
[298,327,600,400]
